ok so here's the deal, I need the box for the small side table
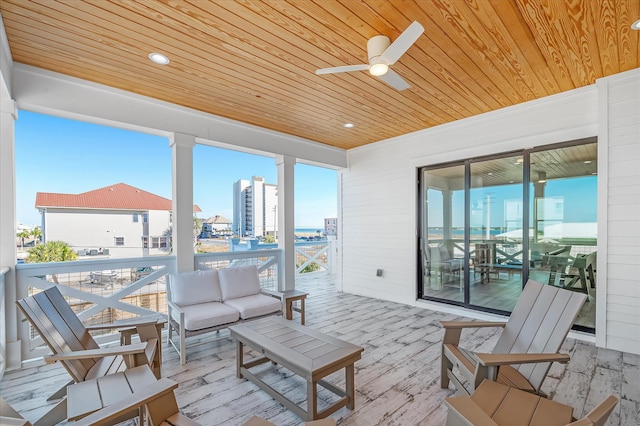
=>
[115,316,165,379]
[263,289,308,325]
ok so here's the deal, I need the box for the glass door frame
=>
[417,138,597,329]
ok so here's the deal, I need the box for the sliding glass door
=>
[469,155,524,311]
[419,164,465,302]
[418,139,597,330]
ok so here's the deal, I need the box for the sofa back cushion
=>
[169,269,222,306]
[218,265,261,301]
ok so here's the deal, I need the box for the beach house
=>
[35,183,202,258]
[0,2,638,424]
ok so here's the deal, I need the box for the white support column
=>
[0,83,21,371]
[170,133,196,273]
[275,155,295,291]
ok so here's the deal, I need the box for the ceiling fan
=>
[316,21,424,91]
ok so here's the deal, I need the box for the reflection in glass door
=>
[418,139,597,331]
[419,164,465,303]
[469,155,524,311]
[528,143,597,329]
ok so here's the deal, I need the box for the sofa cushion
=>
[171,301,239,331]
[218,265,261,301]
[169,269,221,306]
[223,294,282,320]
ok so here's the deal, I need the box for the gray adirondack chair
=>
[16,286,161,426]
[440,279,587,396]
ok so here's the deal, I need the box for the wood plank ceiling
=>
[1,0,638,150]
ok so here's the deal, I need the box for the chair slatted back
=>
[493,279,587,391]
[16,287,99,382]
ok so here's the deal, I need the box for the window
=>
[142,236,148,248]
[142,213,148,223]
[418,138,597,332]
[133,213,139,223]
[115,237,125,246]
[151,236,169,249]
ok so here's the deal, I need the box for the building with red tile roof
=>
[35,183,201,258]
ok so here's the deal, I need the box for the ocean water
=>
[295,227,324,233]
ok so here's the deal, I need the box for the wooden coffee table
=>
[229,317,364,421]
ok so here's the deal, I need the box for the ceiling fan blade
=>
[380,21,424,65]
[378,68,410,91]
[316,64,369,75]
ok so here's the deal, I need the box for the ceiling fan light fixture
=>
[369,62,389,76]
[148,52,170,65]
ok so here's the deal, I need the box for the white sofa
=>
[167,265,282,364]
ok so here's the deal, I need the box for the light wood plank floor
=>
[1,273,638,425]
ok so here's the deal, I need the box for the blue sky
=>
[15,111,337,227]
[428,177,597,228]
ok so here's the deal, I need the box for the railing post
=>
[170,133,196,273]
[275,155,296,291]
[277,250,284,291]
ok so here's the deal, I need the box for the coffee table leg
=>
[307,380,317,420]
[300,298,305,325]
[236,340,243,378]
[346,364,355,409]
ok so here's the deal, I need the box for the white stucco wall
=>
[341,68,640,354]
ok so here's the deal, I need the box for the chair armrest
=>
[72,378,179,426]
[440,321,507,329]
[444,396,498,426]
[566,420,593,426]
[441,321,507,346]
[44,342,151,363]
[85,320,161,331]
[473,352,571,366]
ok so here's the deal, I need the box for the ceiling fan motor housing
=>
[367,35,391,64]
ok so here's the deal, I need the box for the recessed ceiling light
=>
[148,52,170,65]
[343,123,355,128]
[632,19,640,30]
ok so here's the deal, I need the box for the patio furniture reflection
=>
[545,251,596,301]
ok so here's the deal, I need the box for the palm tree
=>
[30,227,42,244]
[27,241,78,283]
[193,216,202,252]
[17,229,30,248]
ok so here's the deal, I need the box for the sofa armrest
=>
[167,299,184,314]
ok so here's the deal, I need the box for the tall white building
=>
[233,177,277,238]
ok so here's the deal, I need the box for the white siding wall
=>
[148,210,172,256]
[44,208,172,258]
[342,70,640,354]
[597,69,640,354]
